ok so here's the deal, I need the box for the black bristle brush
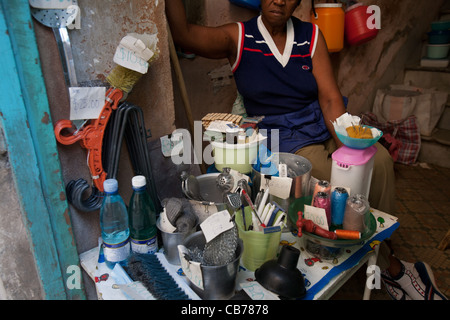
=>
[126,253,190,300]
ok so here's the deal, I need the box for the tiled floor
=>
[331,163,450,300]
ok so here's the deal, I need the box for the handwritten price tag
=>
[200,210,234,243]
[69,87,106,120]
[260,175,292,200]
[113,36,154,74]
[303,205,329,230]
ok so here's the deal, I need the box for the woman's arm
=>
[165,0,239,63]
[312,30,346,148]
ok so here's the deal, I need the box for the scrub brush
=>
[106,33,160,94]
[126,253,191,300]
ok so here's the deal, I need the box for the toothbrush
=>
[241,189,266,228]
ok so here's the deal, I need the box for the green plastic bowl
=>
[431,20,450,31]
[426,44,450,59]
[335,126,382,149]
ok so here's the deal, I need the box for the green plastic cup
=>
[235,206,283,271]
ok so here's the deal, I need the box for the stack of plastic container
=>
[421,19,450,68]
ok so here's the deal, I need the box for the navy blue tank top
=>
[232,16,332,153]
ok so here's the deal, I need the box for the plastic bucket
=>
[211,140,259,174]
[426,44,450,59]
[311,3,345,52]
[235,207,282,271]
[181,231,243,300]
[345,3,379,46]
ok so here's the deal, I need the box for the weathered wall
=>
[0,125,43,300]
[332,0,445,114]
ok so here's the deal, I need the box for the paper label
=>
[178,245,203,290]
[130,236,157,254]
[69,86,106,120]
[160,133,183,158]
[240,281,280,300]
[260,175,292,200]
[113,36,153,74]
[200,210,234,243]
[303,205,329,230]
[103,240,130,263]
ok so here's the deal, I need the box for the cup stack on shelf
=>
[421,19,450,68]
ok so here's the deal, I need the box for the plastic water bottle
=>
[100,179,130,268]
[128,175,158,254]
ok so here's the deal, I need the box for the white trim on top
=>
[257,15,294,68]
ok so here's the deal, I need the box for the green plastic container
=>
[426,44,450,59]
[235,206,283,271]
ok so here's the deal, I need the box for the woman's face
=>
[260,0,300,28]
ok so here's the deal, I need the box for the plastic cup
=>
[235,206,282,271]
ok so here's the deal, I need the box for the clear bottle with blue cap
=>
[100,178,130,268]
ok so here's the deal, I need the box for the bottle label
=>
[130,236,158,254]
[103,239,130,263]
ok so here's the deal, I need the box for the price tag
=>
[303,205,329,230]
[178,245,203,290]
[200,210,234,243]
[69,86,106,120]
[260,175,292,200]
[113,35,154,74]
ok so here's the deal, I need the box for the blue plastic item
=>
[335,126,383,149]
[229,0,260,11]
[428,30,450,45]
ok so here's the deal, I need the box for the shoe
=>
[381,271,411,300]
[383,261,448,300]
[413,261,448,300]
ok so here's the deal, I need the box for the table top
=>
[80,208,399,300]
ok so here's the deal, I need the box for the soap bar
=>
[346,125,373,139]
